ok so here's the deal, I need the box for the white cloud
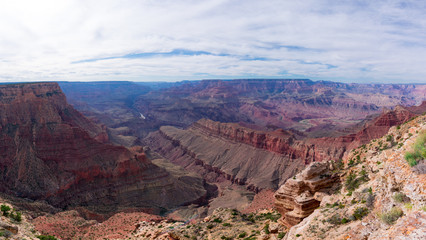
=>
[0,0,425,83]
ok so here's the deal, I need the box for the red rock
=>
[274,162,338,226]
[0,83,207,214]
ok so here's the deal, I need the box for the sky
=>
[0,0,425,83]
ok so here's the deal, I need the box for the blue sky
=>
[0,0,425,83]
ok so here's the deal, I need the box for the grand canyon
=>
[0,79,425,239]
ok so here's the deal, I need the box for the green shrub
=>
[36,236,58,240]
[264,223,270,234]
[257,212,281,222]
[238,232,247,238]
[359,169,369,182]
[352,207,369,220]
[206,224,214,229]
[278,232,286,239]
[10,211,22,222]
[380,207,403,225]
[1,205,11,217]
[213,218,222,223]
[345,171,359,191]
[222,222,232,227]
[405,152,418,167]
[393,192,409,203]
[327,214,342,225]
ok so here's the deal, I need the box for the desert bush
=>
[10,211,22,222]
[327,214,342,225]
[238,232,247,238]
[380,207,403,225]
[264,223,270,234]
[0,205,11,217]
[404,131,426,166]
[359,169,369,182]
[36,236,58,240]
[352,207,369,220]
[345,171,359,191]
[393,192,409,203]
[366,192,375,208]
[278,232,286,239]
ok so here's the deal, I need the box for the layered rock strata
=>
[145,125,305,191]
[274,162,339,226]
[145,106,418,193]
[0,83,207,214]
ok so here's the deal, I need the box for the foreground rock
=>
[0,83,207,215]
[274,162,340,226]
[277,114,426,239]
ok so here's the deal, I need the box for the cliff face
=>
[145,103,425,193]
[0,83,207,214]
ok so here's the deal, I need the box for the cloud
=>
[0,0,425,83]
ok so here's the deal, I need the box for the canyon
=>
[0,82,208,216]
[0,79,425,240]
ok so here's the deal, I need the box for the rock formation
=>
[274,162,339,226]
[0,83,207,214]
[145,104,421,193]
[145,124,305,191]
[275,114,426,239]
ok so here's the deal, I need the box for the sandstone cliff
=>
[0,83,207,214]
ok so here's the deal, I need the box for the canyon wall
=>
[0,83,207,214]
[145,103,424,192]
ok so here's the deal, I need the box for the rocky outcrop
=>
[278,114,426,240]
[274,162,339,226]
[0,83,207,214]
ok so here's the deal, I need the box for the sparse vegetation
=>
[10,211,22,222]
[238,232,247,238]
[393,192,409,203]
[380,207,403,225]
[404,131,426,166]
[404,203,413,210]
[36,236,59,240]
[1,204,11,217]
[278,232,286,239]
[352,207,369,220]
[366,192,375,208]
[345,171,359,191]
[263,223,270,234]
